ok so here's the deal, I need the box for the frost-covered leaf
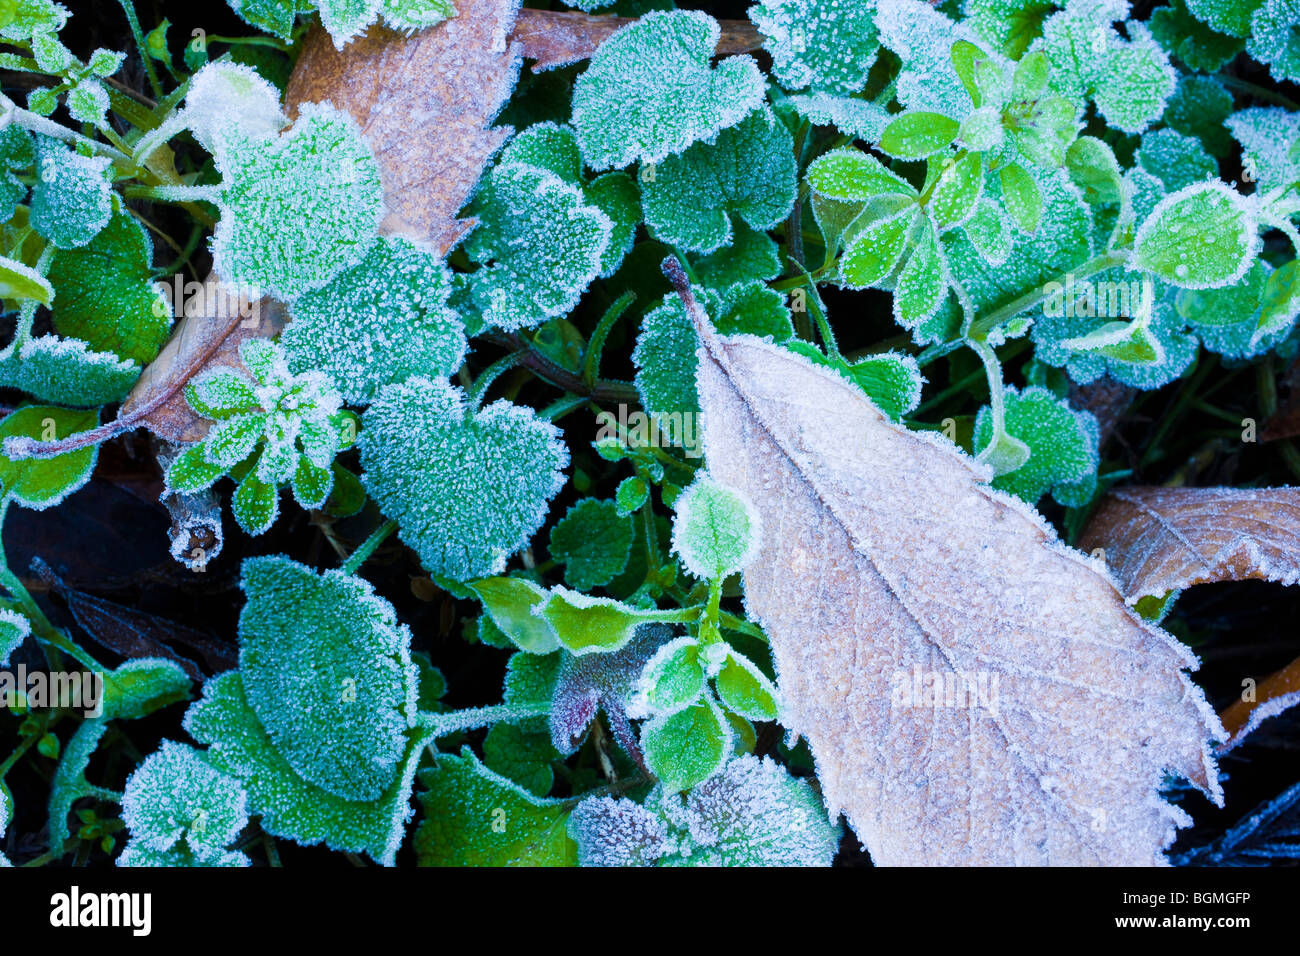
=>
[1175,259,1289,358]
[570,10,767,170]
[281,236,464,403]
[0,405,98,509]
[999,161,1043,234]
[878,112,961,160]
[121,741,249,861]
[360,378,569,580]
[641,694,731,792]
[30,138,112,250]
[185,671,433,865]
[101,659,192,721]
[536,588,648,656]
[839,207,917,288]
[183,61,287,159]
[875,0,986,118]
[0,333,140,406]
[670,474,761,581]
[895,223,950,328]
[415,749,577,865]
[213,103,385,301]
[0,0,69,41]
[637,636,706,716]
[691,221,782,287]
[482,722,558,797]
[788,345,925,419]
[468,577,560,654]
[1226,107,1300,196]
[1079,486,1300,601]
[1135,128,1216,193]
[0,785,10,866]
[1163,76,1234,159]
[1149,0,1244,72]
[963,197,1014,265]
[749,0,879,94]
[548,497,635,590]
[965,0,1055,58]
[462,163,610,331]
[238,556,418,802]
[48,211,171,365]
[0,255,50,306]
[226,0,302,40]
[1132,180,1259,289]
[807,146,917,203]
[641,107,795,255]
[678,282,1224,864]
[0,607,31,666]
[550,626,665,755]
[1247,0,1300,83]
[784,93,890,142]
[1185,0,1261,38]
[714,649,780,722]
[973,385,1100,506]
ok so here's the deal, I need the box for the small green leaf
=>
[839,208,915,288]
[615,477,649,517]
[671,474,761,581]
[879,112,961,160]
[999,162,1042,233]
[466,577,560,655]
[0,406,98,509]
[806,147,918,202]
[537,587,645,656]
[102,659,192,721]
[548,498,635,591]
[0,255,52,305]
[715,651,780,722]
[231,473,279,535]
[639,636,705,715]
[1132,181,1258,289]
[641,696,731,792]
[894,224,948,328]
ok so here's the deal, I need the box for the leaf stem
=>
[966,249,1130,341]
[340,519,398,576]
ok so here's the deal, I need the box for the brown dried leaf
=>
[1078,486,1300,601]
[1218,653,1300,752]
[511,9,762,72]
[670,264,1223,865]
[284,0,524,257]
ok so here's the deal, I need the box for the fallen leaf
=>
[665,259,1223,866]
[511,9,762,73]
[284,0,523,257]
[1217,652,1300,752]
[1078,486,1300,601]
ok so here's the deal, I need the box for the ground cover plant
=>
[0,0,1299,868]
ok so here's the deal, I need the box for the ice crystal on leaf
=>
[0,0,68,41]
[876,0,989,119]
[165,339,354,535]
[548,497,635,591]
[30,138,112,250]
[0,333,139,407]
[1135,128,1216,193]
[119,741,250,866]
[550,626,666,756]
[237,557,419,802]
[182,62,286,160]
[0,784,10,867]
[1149,0,1245,73]
[1162,75,1235,158]
[749,0,880,94]
[280,236,465,404]
[569,754,838,866]
[782,93,891,142]
[570,10,767,171]
[641,107,796,255]
[1177,261,1296,358]
[973,385,1101,506]
[1247,0,1300,83]
[641,694,731,791]
[212,103,385,302]
[359,378,569,581]
[0,607,31,666]
[1185,0,1260,38]
[670,474,761,581]
[228,0,452,45]
[1132,180,1260,290]
[461,163,611,331]
[1226,107,1300,195]
[0,405,98,510]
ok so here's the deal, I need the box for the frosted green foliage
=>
[784,94,891,142]
[281,236,464,404]
[483,723,558,797]
[167,339,352,534]
[537,588,655,656]
[549,626,666,754]
[48,211,171,366]
[46,719,110,854]
[1185,0,1261,37]
[227,0,302,40]
[806,146,917,202]
[1125,165,1168,224]
[0,125,34,222]
[0,406,98,509]
[839,207,917,287]
[671,474,761,581]
[1177,260,1293,358]
[1225,107,1300,195]
[468,577,560,654]
[0,0,68,40]
[360,378,569,580]
[314,0,454,46]
[633,281,793,437]
[1132,180,1259,289]
[570,10,767,170]
[1135,129,1216,193]
[1248,0,1300,83]
[101,659,191,721]
[497,123,640,277]
[548,498,635,591]
[615,476,649,517]
[0,785,10,866]
[635,636,706,716]
[787,344,925,418]
[973,386,1100,505]
[963,197,1014,265]
[213,103,385,301]
[1163,76,1234,158]
[0,334,139,406]
[66,79,111,128]
[185,671,433,865]
[691,221,782,286]
[749,0,879,93]
[569,754,838,866]
[878,112,962,160]
[714,649,780,722]
[1149,0,1245,72]
[640,108,796,255]
[462,163,611,331]
[183,62,286,159]
[238,557,419,802]
[642,694,731,791]
[118,843,249,867]
[965,0,1056,58]
[415,749,576,865]
[1034,0,1175,134]
[0,608,31,666]
[120,741,249,863]
[876,0,989,118]
[30,138,112,250]
[379,0,456,32]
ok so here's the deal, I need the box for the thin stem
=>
[966,249,1130,341]
[485,331,639,404]
[1217,74,1300,111]
[466,351,525,407]
[581,291,635,387]
[340,519,398,576]
[115,0,164,100]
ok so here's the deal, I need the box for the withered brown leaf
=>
[1078,486,1300,601]
[666,262,1224,865]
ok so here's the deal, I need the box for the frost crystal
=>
[30,137,112,250]
[875,0,989,119]
[1135,128,1216,193]
[213,103,385,301]
[973,386,1101,506]
[183,62,286,159]
[1247,0,1300,83]
[641,107,796,255]
[783,93,891,142]
[670,474,762,581]
[570,10,767,170]
[359,378,569,581]
[1163,75,1235,158]
[749,0,880,94]
[120,740,250,863]
[280,236,465,404]
[0,607,31,666]
[548,498,635,591]
[1226,107,1300,195]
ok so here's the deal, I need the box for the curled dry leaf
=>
[1218,652,1300,753]
[1078,486,1300,601]
[664,260,1224,866]
[511,9,762,72]
[285,0,524,257]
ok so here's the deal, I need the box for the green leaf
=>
[227,0,300,40]
[615,476,649,517]
[638,636,706,715]
[570,10,767,170]
[879,111,962,160]
[548,498,635,591]
[164,443,228,494]
[749,0,880,93]
[1132,181,1258,289]
[48,211,172,365]
[0,405,98,509]
[806,147,918,203]
[30,138,112,250]
[670,474,760,581]
[360,378,569,581]
[973,385,1100,505]
[231,473,279,535]
[0,607,31,666]
[895,223,949,328]
[999,162,1042,233]
[536,587,646,656]
[1149,0,1244,73]
[415,749,576,866]
[839,208,916,288]
[121,741,249,861]
[0,255,52,305]
[102,659,192,721]
[1247,0,1300,84]
[714,651,779,722]
[1135,128,1217,193]
[482,721,558,797]
[467,577,560,654]
[1065,136,1125,206]
[641,695,731,792]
